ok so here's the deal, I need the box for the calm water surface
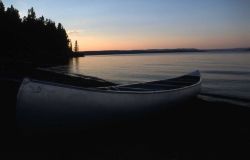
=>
[50,52,250,106]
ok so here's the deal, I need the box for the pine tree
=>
[6,5,20,22]
[0,0,5,14]
[0,1,73,61]
[69,40,73,51]
[38,16,45,24]
[74,40,79,52]
[28,7,36,20]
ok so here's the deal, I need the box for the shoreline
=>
[79,48,250,56]
[1,66,250,158]
[1,77,250,158]
[198,94,250,108]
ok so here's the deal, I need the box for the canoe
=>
[16,70,202,128]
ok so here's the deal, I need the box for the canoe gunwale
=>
[19,70,202,94]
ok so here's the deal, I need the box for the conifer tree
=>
[0,1,73,62]
[74,40,79,52]
[28,7,36,20]
[69,40,73,51]
[0,0,4,14]
[6,5,20,22]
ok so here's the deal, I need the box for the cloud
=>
[67,30,83,36]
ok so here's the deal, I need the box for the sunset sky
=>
[3,0,250,51]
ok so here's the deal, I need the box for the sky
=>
[3,0,250,51]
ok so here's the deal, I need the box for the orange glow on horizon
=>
[68,32,250,51]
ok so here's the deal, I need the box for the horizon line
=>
[78,47,250,52]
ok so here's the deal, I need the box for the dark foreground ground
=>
[0,78,250,159]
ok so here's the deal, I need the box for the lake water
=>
[49,52,250,106]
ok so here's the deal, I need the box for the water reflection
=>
[68,57,80,73]
[68,53,249,82]
[74,57,80,72]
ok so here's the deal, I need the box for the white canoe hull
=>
[16,71,201,128]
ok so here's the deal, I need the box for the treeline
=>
[82,48,204,56]
[0,1,79,64]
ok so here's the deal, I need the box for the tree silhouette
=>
[74,40,79,52]
[0,1,77,65]
[28,7,36,19]
[69,40,73,51]
[0,0,4,14]
[5,5,20,22]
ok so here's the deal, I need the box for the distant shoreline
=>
[79,48,250,56]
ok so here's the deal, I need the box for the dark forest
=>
[0,1,82,65]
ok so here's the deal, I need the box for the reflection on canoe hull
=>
[16,70,201,128]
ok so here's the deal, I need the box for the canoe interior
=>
[99,71,201,92]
